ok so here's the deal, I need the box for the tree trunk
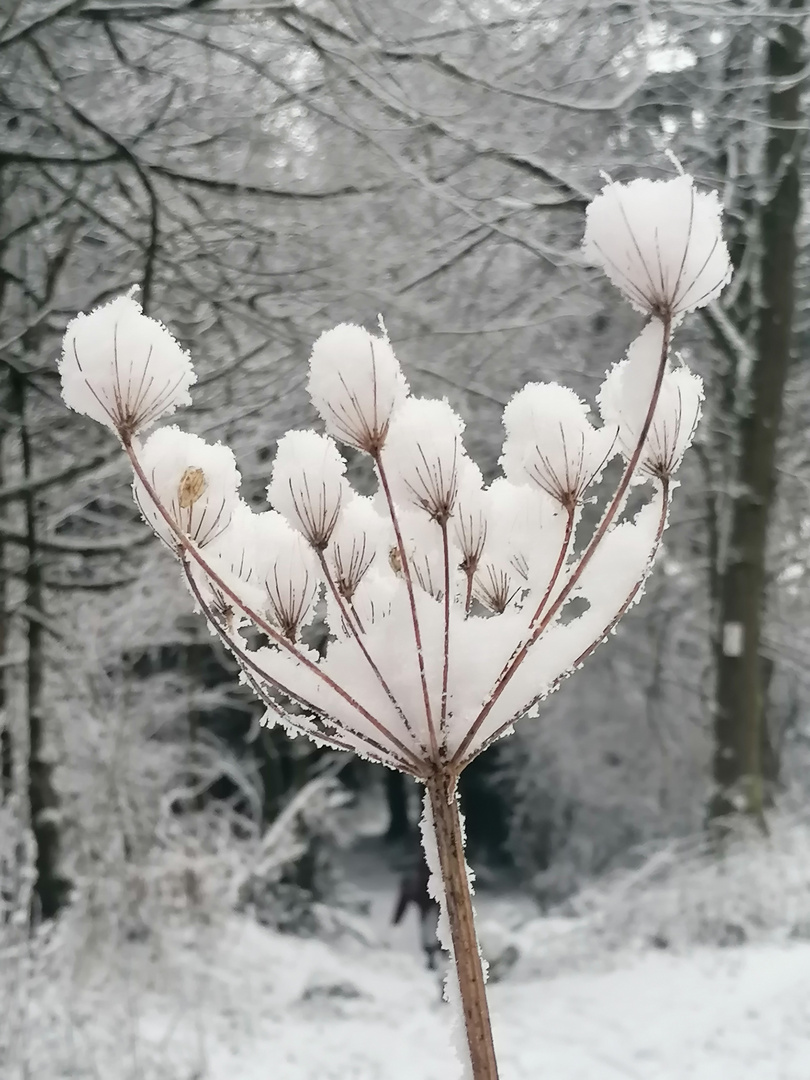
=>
[12,371,70,918]
[384,769,411,842]
[710,0,805,820]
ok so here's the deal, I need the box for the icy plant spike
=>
[58,171,731,1080]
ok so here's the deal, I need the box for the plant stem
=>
[424,767,499,1080]
[440,520,452,734]
[453,315,672,765]
[374,450,439,759]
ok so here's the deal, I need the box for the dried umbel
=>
[59,172,731,1080]
[59,294,195,436]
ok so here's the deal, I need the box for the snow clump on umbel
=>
[57,171,731,776]
[132,426,240,551]
[60,293,195,436]
[582,173,731,319]
[307,321,408,452]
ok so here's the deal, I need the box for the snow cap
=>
[253,511,320,641]
[133,426,240,550]
[583,174,731,319]
[453,460,488,572]
[307,321,409,452]
[60,294,195,436]
[267,430,347,549]
[383,397,466,522]
[327,495,386,600]
[501,383,614,509]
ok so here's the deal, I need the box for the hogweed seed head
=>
[253,512,319,641]
[308,322,409,453]
[383,398,466,524]
[58,168,731,777]
[60,294,195,438]
[582,174,731,321]
[327,496,386,600]
[133,426,240,551]
[501,383,615,511]
[267,430,347,549]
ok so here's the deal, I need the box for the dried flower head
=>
[583,175,731,321]
[453,462,488,577]
[253,512,320,641]
[60,294,195,437]
[308,322,409,452]
[133,426,240,550]
[327,496,385,600]
[58,169,730,780]
[501,383,614,510]
[383,398,466,523]
[267,430,347,549]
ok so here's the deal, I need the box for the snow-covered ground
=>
[7,812,810,1079]
[5,901,810,1079]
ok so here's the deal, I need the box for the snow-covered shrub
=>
[511,811,810,982]
[578,810,810,950]
[235,771,352,936]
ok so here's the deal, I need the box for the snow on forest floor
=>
[5,894,810,1079]
[7,811,810,1079]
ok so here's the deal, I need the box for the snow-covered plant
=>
[58,175,730,1080]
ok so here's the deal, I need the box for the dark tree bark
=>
[12,371,71,918]
[710,0,805,820]
[384,768,411,842]
[0,517,9,803]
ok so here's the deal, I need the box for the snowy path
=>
[13,913,807,1080]
[6,827,810,1079]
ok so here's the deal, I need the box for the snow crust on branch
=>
[60,294,195,435]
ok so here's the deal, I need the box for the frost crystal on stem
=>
[58,168,731,1080]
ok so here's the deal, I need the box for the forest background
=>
[1,0,809,1075]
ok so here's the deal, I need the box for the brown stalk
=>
[440,519,452,734]
[425,766,499,1080]
[529,504,576,628]
[374,450,439,761]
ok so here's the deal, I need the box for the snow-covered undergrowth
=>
[516,809,810,978]
[5,812,810,1078]
[3,898,810,1079]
